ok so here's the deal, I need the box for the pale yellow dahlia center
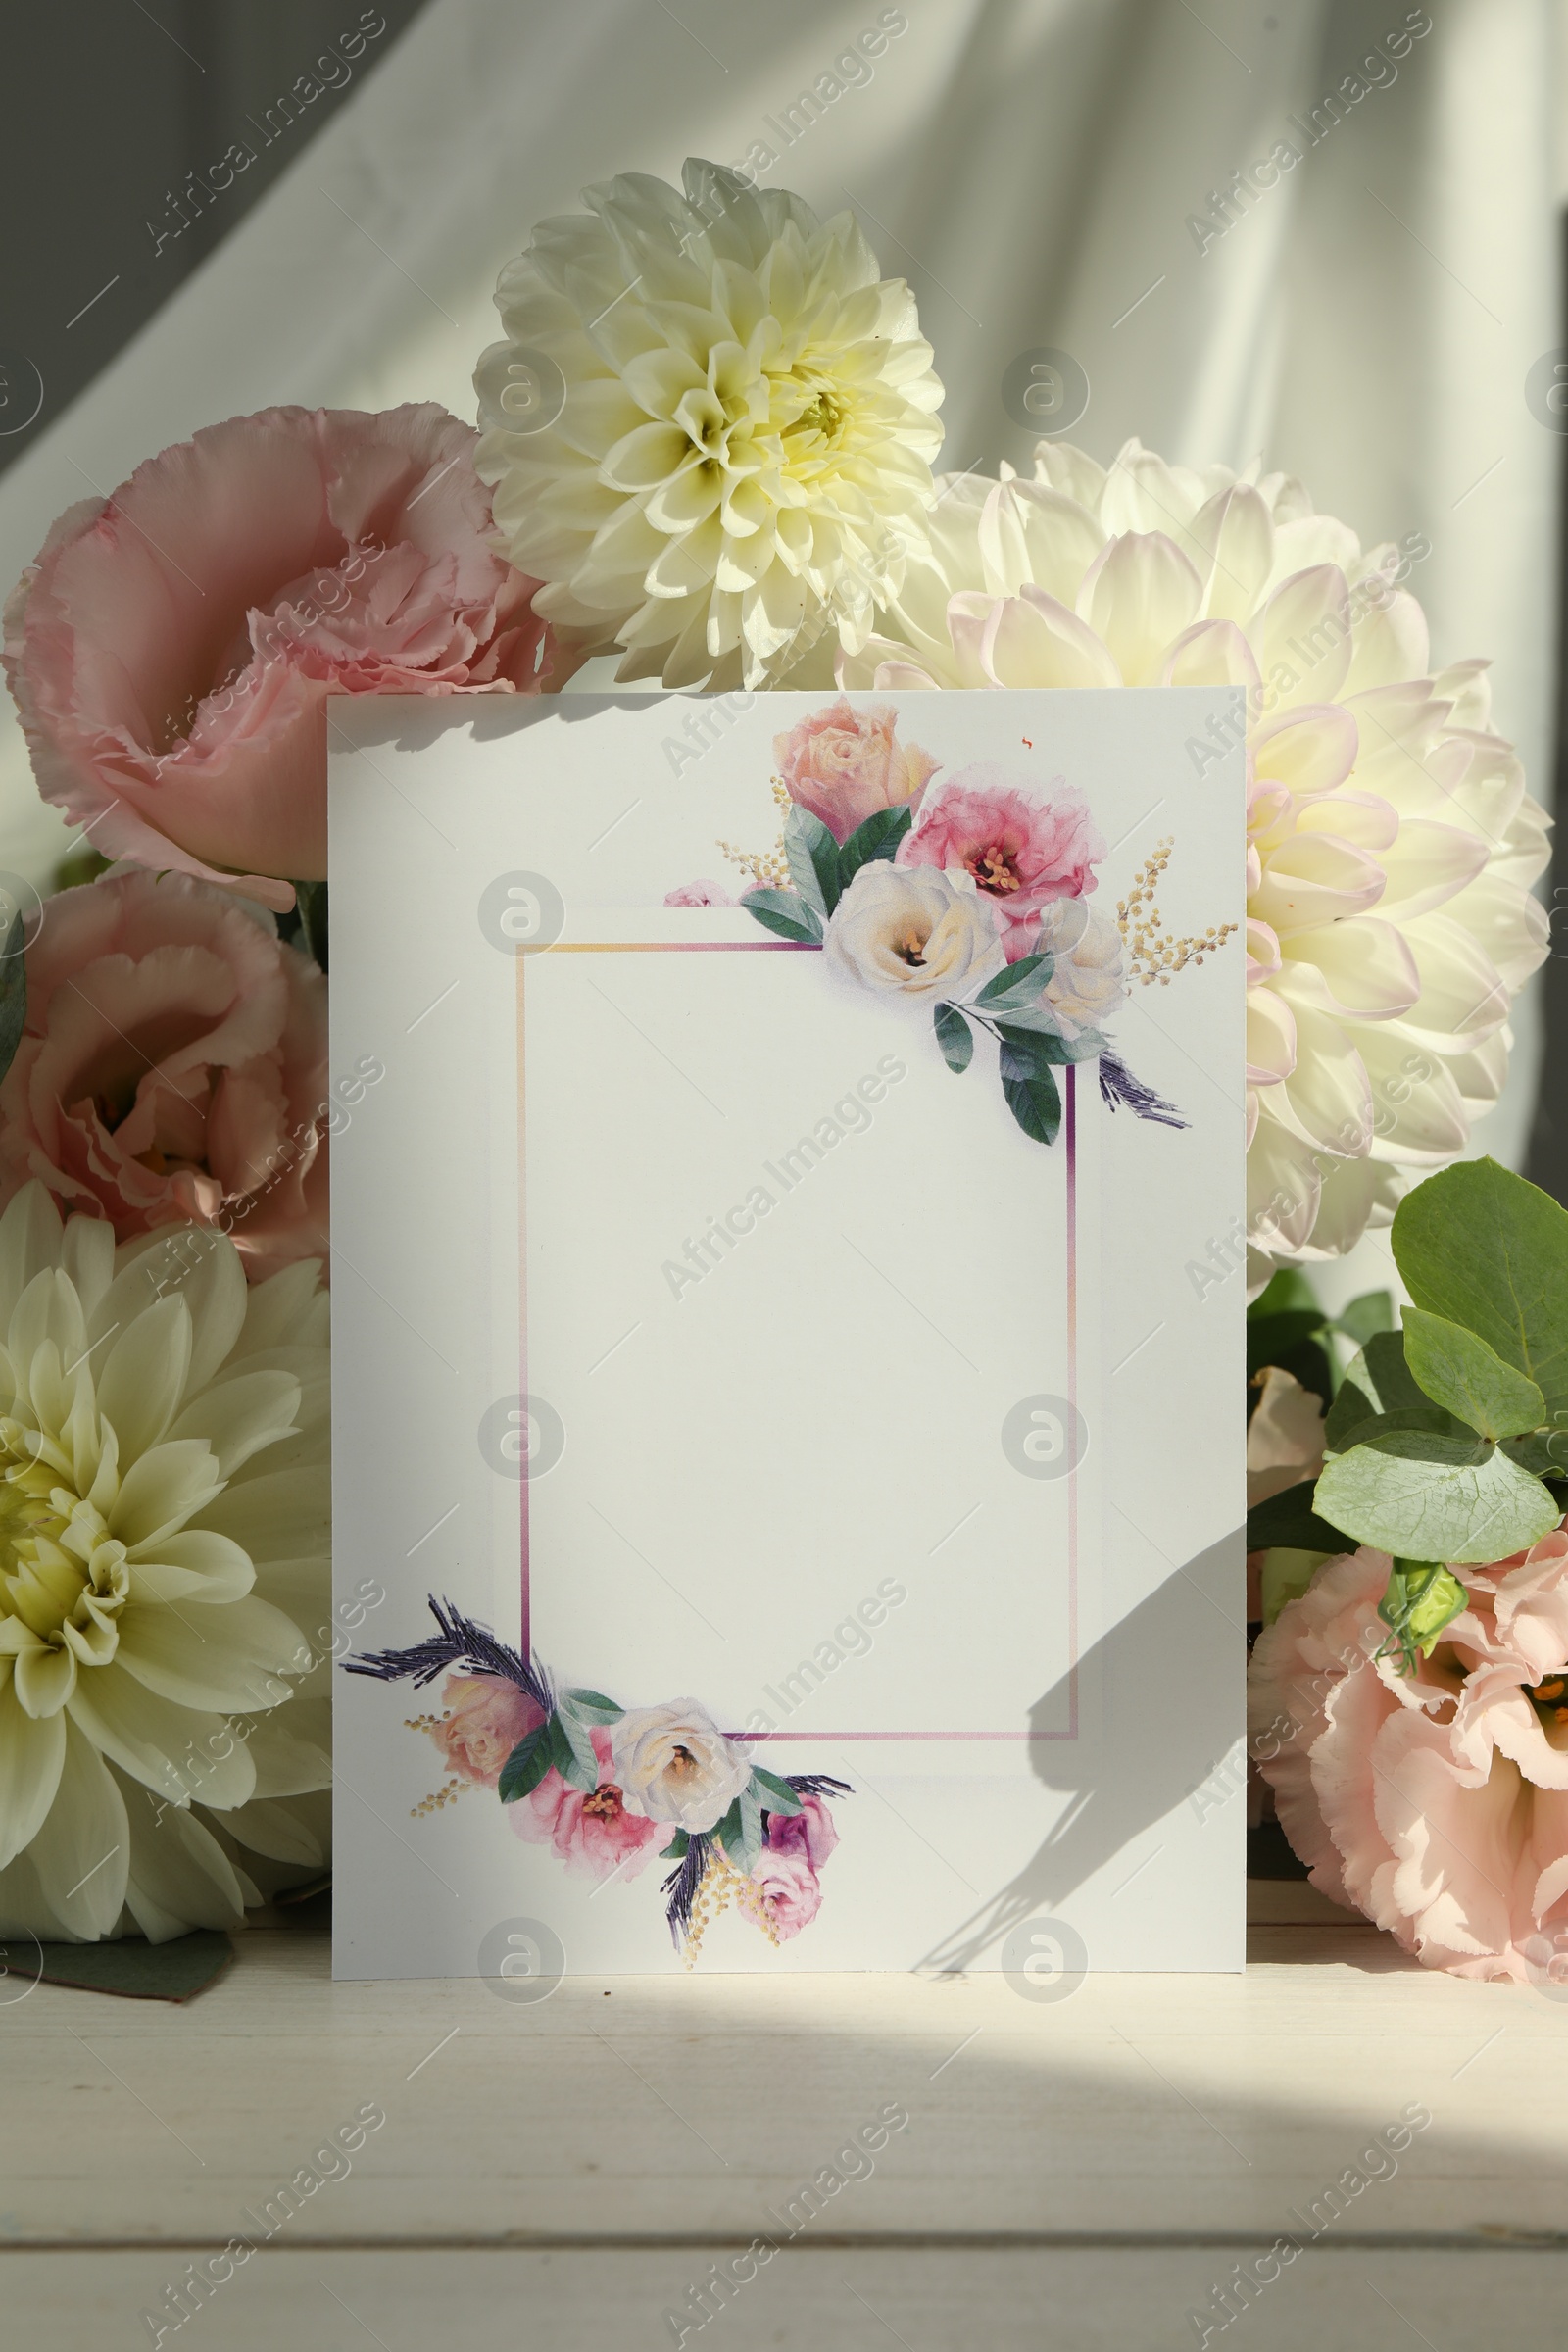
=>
[0,1428,126,1709]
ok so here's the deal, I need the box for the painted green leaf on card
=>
[498,1722,554,1803]
[783,806,842,918]
[933,1002,973,1073]
[836,804,912,886]
[562,1687,623,1724]
[999,1042,1062,1147]
[750,1766,803,1817]
[1315,1428,1560,1564]
[1393,1157,1568,1418]
[742,887,824,945]
[975,952,1054,1011]
[1400,1305,1544,1443]
[550,1709,599,1792]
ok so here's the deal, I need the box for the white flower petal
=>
[115,1595,310,1713]
[68,1664,256,1808]
[28,1718,129,1940]
[166,1369,301,1479]
[1281,915,1419,1020]
[118,1767,247,1941]
[0,1663,66,1870]
[94,1296,193,1463]
[108,1439,224,1552]
[1076,531,1201,685]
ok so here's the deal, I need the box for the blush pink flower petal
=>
[764,1792,839,1871]
[507,1726,664,1884]
[430,1674,544,1789]
[773,696,938,843]
[3,404,560,911]
[1250,1527,1568,1979]
[750,1845,823,1940]
[0,866,331,1278]
[896,764,1107,957]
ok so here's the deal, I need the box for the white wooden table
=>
[6,1909,1565,2350]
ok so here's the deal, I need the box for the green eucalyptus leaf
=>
[1401,1304,1544,1443]
[1249,1269,1323,1321]
[999,1044,1062,1147]
[783,805,841,918]
[1335,1290,1396,1347]
[933,1002,974,1074]
[750,1766,804,1817]
[1248,1310,1333,1381]
[1245,1480,1349,1555]
[661,1831,689,1860]
[738,1780,764,1868]
[1393,1157,1568,1419]
[1315,1429,1560,1565]
[1323,1330,1448,1450]
[836,803,912,885]
[742,888,824,946]
[0,910,25,1088]
[713,1795,746,1867]
[498,1722,554,1804]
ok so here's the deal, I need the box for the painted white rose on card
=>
[609,1698,753,1833]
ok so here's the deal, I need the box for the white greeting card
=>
[327,688,1247,1979]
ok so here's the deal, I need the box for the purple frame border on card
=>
[514,941,1079,1743]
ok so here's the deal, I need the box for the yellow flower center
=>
[0,1422,127,1706]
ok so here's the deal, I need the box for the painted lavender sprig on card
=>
[348,1599,850,1963]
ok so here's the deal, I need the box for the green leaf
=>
[1325,1403,1476,1456]
[993,1018,1083,1068]
[661,1831,689,1860]
[836,803,912,886]
[1401,1304,1544,1443]
[933,1002,974,1074]
[562,1687,623,1724]
[741,887,824,946]
[974,952,1054,1011]
[550,1710,599,1793]
[1323,1331,1441,1450]
[1378,1558,1469,1674]
[1501,1430,1568,1479]
[1249,1269,1323,1322]
[0,910,25,1089]
[498,1722,554,1803]
[1335,1290,1395,1347]
[1248,1309,1334,1381]
[738,1780,763,1868]
[1314,1429,1561,1564]
[1245,1479,1350,1555]
[750,1766,804,1817]
[999,1043,1062,1147]
[713,1796,745,1866]
[783,805,841,918]
[1393,1157,1568,1419]
[1259,1548,1333,1625]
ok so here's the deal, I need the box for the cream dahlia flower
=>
[0,1186,330,1941]
[838,438,1550,1279]
[474,159,944,690]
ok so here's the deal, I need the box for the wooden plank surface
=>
[4,1924,1565,2347]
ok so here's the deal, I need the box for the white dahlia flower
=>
[474,159,944,690]
[838,438,1550,1280]
[0,1186,330,1941]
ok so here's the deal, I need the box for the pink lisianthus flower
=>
[428,1674,544,1789]
[1249,1528,1568,1981]
[0,867,331,1278]
[764,1792,840,1871]
[2,404,561,912]
[507,1726,664,1883]
[896,766,1106,959]
[750,1845,823,1941]
[773,696,939,844]
[663,879,736,907]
